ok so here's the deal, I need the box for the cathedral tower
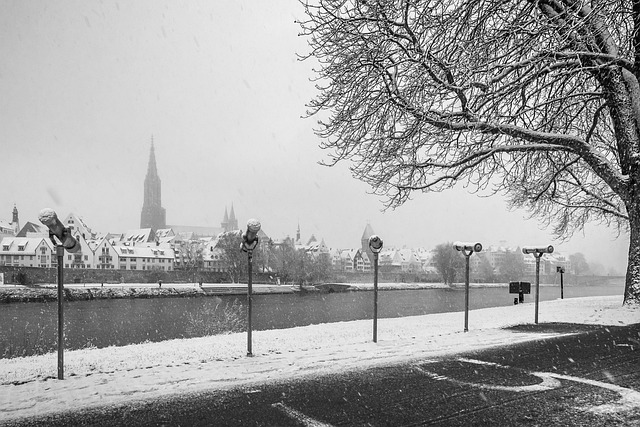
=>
[361,223,376,257]
[140,139,167,230]
[11,204,19,234]
[221,204,238,232]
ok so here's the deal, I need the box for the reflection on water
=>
[0,282,624,358]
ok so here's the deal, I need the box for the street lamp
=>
[38,208,80,380]
[522,245,554,324]
[241,219,261,356]
[453,242,483,332]
[368,235,383,343]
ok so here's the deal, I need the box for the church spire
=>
[140,137,166,230]
[228,203,238,230]
[147,136,158,177]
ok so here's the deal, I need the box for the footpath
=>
[0,295,638,423]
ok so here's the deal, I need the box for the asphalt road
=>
[7,323,640,426]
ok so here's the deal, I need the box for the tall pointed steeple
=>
[147,137,158,177]
[228,204,238,230]
[221,207,229,231]
[140,137,167,230]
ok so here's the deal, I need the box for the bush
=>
[15,272,28,286]
[185,298,245,336]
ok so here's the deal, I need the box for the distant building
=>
[140,139,167,230]
[0,237,55,268]
[63,212,95,241]
[113,244,174,271]
[16,221,48,237]
[221,204,238,232]
[360,223,376,259]
[11,205,19,234]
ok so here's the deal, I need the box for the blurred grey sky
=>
[0,1,629,273]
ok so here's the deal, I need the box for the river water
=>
[0,282,624,358]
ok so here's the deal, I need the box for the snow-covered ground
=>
[0,296,638,422]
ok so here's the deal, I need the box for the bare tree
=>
[299,0,640,304]
[216,231,245,283]
[569,252,591,275]
[433,242,464,285]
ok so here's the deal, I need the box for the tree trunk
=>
[624,204,640,304]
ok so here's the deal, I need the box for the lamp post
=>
[38,208,80,380]
[368,235,383,343]
[453,242,482,332]
[241,219,261,357]
[522,245,554,324]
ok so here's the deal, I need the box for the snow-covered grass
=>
[0,296,637,422]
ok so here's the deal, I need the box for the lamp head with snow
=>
[453,241,483,253]
[241,219,261,252]
[368,235,383,253]
[38,208,80,253]
[522,245,554,255]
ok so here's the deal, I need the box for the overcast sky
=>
[0,1,630,273]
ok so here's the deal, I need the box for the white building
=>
[113,244,174,271]
[0,237,55,268]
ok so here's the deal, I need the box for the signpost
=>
[509,281,531,304]
[557,266,565,299]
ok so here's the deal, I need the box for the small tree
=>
[569,252,591,276]
[216,230,267,283]
[216,231,245,283]
[433,242,464,285]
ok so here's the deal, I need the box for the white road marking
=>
[416,358,640,414]
[549,372,640,414]
[272,402,335,427]
[415,364,561,392]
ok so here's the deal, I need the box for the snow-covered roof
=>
[113,245,174,259]
[0,236,51,254]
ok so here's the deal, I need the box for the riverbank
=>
[0,282,508,303]
[0,279,621,303]
[0,283,296,303]
[1,296,637,423]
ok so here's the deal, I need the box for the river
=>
[0,282,624,358]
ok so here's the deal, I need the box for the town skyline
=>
[0,197,622,275]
